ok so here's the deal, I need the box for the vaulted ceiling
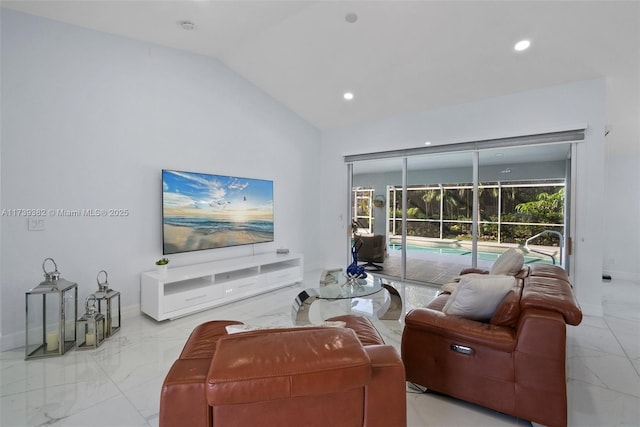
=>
[3,1,638,131]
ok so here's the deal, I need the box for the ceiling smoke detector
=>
[345,13,358,23]
[180,21,195,31]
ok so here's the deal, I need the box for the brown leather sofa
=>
[160,315,406,427]
[401,264,582,427]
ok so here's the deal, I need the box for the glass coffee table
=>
[292,273,402,325]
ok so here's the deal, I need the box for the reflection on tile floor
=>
[1,271,638,426]
[375,250,493,285]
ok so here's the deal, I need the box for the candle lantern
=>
[93,270,121,337]
[25,258,78,360]
[76,294,105,350]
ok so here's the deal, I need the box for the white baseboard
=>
[1,330,24,353]
[602,269,640,283]
[580,302,604,318]
[121,303,140,320]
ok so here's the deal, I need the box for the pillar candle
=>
[85,333,96,346]
[46,331,59,351]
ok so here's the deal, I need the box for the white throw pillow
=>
[443,274,516,321]
[490,248,524,276]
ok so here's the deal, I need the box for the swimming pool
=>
[388,242,554,264]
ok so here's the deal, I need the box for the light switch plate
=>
[28,218,45,231]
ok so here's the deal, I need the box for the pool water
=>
[388,243,551,264]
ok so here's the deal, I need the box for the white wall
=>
[321,79,608,317]
[603,70,640,281]
[0,10,322,350]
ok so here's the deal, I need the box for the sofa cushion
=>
[528,264,570,282]
[490,248,524,276]
[490,280,523,327]
[443,274,517,321]
[206,328,371,405]
[522,275,582,325]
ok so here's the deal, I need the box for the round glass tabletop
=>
[316,275,383,300]
[291,273,402,325]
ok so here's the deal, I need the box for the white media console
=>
[140,253,303,321]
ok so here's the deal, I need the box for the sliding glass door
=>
[401,152,475,283]
[478,144,570,269]
[351,158,403,276]
[349,139,574,286]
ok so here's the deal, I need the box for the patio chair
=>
[357,234,386,271]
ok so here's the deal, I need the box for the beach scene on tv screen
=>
[162,170,274,254]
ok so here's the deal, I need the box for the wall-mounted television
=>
[162,169,274,255]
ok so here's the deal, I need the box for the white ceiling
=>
[2,0,639,131]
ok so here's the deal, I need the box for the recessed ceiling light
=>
[495,153,504,157]
[424,141,431,146]
[345,12,358,23]
[343,92,354,101]
[514,40,530,51]
[180,21,195,31]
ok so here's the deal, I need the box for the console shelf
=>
[140,253,303,321]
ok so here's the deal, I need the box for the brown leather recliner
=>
[401,264,582,427]
[160,315,406,427]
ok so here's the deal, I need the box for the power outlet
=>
[28,218,45,231]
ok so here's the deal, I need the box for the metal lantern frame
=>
[93,270,121,337]
[76,294,106,350]
[25,258,78,360]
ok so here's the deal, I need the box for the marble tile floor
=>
[1,272,638,427]
[372,250,494,286]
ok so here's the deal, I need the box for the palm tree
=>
[515,188,564,222]
[421,188,439,219]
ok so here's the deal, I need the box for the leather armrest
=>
[179,320,242,359]
[206,328,371,406]
[522,277,582,326]
[160,358,211,427]
[326,314,386,346]
[363,345,407,427]
[404,308,516,352]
